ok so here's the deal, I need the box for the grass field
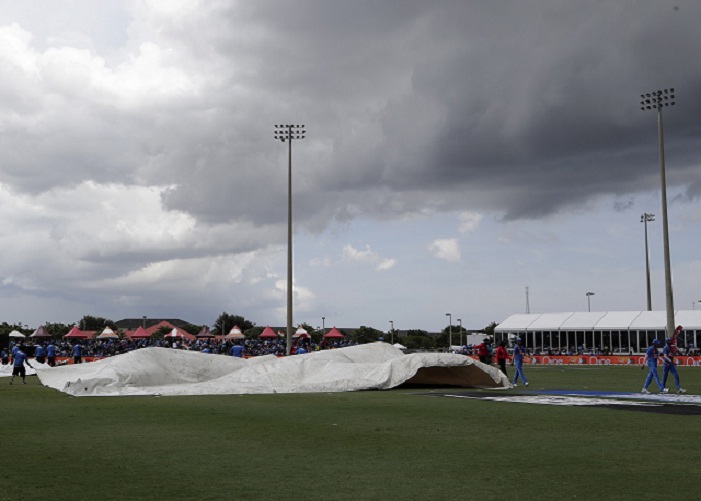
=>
[2,365,700,500]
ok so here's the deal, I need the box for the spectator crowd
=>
[2,335,359,364]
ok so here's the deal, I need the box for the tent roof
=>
[30,326,52,338]
[129,326,152,339]
[196,326,214,338]
[64,326,93,339]
[225,326,245,340]
[495,310,701,332]
[259,326,278,338]
[323,327,345,339]
[125,321,196,341]
[165,328,185,338]
[97,327,119,339]
[559,312,607,330]
[527,312,576,329]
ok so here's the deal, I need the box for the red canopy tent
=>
[259,326,278,339]
[323,327,345,339]
[64,326,91,339]
[129,326,152,339]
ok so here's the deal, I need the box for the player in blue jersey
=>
[641,339,667,394]
[9,345,33,385]
[662,338,686,394]
[47,341,57,366]
[511,338,529,387]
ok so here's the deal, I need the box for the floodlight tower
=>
[641,213,655,311]
[445,312,452,352]
[274,124,306,355]
[640,89,676,337]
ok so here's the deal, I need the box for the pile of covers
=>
[36,343,509,397]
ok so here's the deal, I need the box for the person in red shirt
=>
[495,340,510,377]
[475,341,488,364]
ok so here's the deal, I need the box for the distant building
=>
[494,310,701,354]
[115,318,192,330]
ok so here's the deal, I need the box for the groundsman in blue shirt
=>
[10,346,33,385]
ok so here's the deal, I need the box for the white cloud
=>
[341,244,396,272]
[342,244,378,262]
[458,211,483,235]
[428,239,461,263]
[376,258,396,271]
[273,279,315,316]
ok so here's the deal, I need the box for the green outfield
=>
[2,365,700,500]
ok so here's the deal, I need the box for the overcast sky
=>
[0,0,700,333]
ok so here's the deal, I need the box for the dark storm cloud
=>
[6,1,691,228]
[149,1,701,230]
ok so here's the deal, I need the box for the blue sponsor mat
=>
[421,389,701,415]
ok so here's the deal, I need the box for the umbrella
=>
[9,330,26,339]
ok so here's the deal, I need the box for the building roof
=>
[495,310,701,332]
[115,318,191,330]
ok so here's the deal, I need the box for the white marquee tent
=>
[495,310,701,354]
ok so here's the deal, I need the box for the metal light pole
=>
[445,313,452,352]
[641,89,676,337]
[274,124,306,355]
[641,213,655,311]
[457,318,462,346]
[389,320,394,345]
[586,292,595,312]
[322,316,325,337]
